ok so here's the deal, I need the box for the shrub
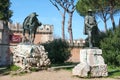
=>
[42,39,71,64]
[100,27,120,66]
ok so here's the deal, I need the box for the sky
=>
[10,0,120,40]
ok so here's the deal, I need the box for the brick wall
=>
[67,47,81,63]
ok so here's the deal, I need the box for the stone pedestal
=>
[72,48,108,77]
[12,43,51,70]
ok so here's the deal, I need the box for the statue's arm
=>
[39,21,42,26]
[28,15,34,26]
[94,17,97,26]
[85,16,91,28]
[36,18,42,25]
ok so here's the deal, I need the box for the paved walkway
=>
[0,70,119,80]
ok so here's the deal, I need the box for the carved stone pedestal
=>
[72,48,108,77]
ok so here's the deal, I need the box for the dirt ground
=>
[0,69,119,80]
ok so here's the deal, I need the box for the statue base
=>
[72,48,108,77]
[12,43,51,70]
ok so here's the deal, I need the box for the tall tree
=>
[0,0,13,22]
[95,0,110,32]
[50,0,66,40]
[56,0,76,44]
[106,0,120,30]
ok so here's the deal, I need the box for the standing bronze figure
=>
[84,9,99,48]
[22,12,42,43]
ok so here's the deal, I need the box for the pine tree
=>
[100,26,120,66]
[0,0,13,22]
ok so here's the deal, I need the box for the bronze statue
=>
[22,12,42,44]
[84,9,99,48]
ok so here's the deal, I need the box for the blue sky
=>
[10,0,120,40]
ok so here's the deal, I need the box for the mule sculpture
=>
[22,12,42,43]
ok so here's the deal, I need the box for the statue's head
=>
[88,9,92,12]
[87,9,93,15]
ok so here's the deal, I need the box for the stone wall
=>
[68,48,81,62]
[68,39,85,62]
[0,20,11,66]
[8,22,54,44]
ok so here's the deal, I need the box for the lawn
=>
[107,66,120,78]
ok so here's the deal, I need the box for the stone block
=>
[72,63,90,77]
[80,49,105,66]
[90,64,108,77]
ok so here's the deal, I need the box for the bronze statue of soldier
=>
[22,12,42,44]
[84,9,99,48]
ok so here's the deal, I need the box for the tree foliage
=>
[0,0,13,21]
[100,26,120,66]
[76,0,96,17]
[106,0,120,30]
[42,39,71,64]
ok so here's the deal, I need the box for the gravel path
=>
[0,70,119,80]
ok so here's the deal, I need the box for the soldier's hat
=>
[32,12,38,16]
[88,9,92,12]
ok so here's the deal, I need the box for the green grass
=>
[0,65,20,75]
[8,65,20,71]
[30,67,40,72]
[108,66,120,78]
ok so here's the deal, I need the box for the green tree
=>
[42,39,71,64]
[95,0,110,32]
[0,0,13,22]
[76,0,96,17]
[100,26,120,66]
[106,0,120,30]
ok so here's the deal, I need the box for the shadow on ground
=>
[108,70,120,79]
[0,67,10,76]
